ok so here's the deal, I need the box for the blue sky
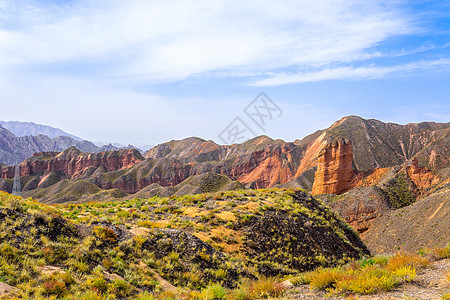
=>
[0,0,449,146]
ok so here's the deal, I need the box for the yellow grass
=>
[238,202,260,211]
[215,211,236,221]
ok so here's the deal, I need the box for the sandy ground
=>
[283,258,450,300]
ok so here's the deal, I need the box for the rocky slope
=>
[318,186,392,235]
[363,187,450,255]
[147,116,449,192]
[146,135,303,189]
[314,159,448,259]
[413,127,449,171]
[303,116,449,171]
[0,147,145,197]
[0,147,245,202]
[1,147,143,179]
[316,159,445,235]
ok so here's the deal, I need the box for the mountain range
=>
[0,115,448,201]
[0,121,140,165]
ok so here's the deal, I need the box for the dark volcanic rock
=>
[142,228,246,288]
[241,191,369,276]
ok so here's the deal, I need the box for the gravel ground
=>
[281,258,450,300]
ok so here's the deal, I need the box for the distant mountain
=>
[135,144,154,152]
[0,122,144,165]
[0,125,99,165]
[97,143,143,153]
[0,121,82,140]
[94,142,152,152]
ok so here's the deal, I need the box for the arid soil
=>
[285,258,450,300]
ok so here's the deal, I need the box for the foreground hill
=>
[0,188,368,299]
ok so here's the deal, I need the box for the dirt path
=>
[285,258,450,300]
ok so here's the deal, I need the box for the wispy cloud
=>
[0,0,415,82]
[251,58,450,86]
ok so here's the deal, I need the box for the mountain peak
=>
[181,137,207,143]
[330,115,364,128]
[57,146,82,158]
[244,135,274,145]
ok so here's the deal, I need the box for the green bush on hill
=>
[384,173,415,209]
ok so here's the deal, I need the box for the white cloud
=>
[0,0,414,81]
[251,59,450,86]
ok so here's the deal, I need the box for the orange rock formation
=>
[406,158,439,194]
[311,139,356,195]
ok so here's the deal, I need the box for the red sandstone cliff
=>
[294,131,329,177]
[235,144,297,188]
[2,143,294,194]
[406,157,439,194]
[1,147,144,181]
[311,139,356,195]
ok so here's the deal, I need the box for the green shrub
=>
[385,174,415,209]
[86,275,108,294]
[108,279,132,297]
[92,226,118,244]
[199,283,227,299]
[42,278,66,296]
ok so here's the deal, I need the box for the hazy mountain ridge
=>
[0,125,98,165]
[0,121,81,140]
[0,124,140,165]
